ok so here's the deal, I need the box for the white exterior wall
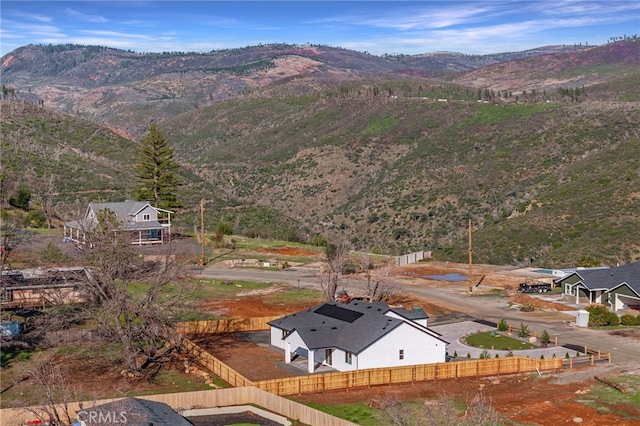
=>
[329,348,359,371]
[283,331,314,360]
[356,323,445,370]
[270,327,286,349]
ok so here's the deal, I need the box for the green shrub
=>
[24,209,46,228]
[620,314,640,326]
[41,242,71,264]
[497,318,508,332]
[9,187,31,210]
[541,330,551,344]
[586,305,620,326]
[518,322,529,338]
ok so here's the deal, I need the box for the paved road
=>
[198,263,640,364]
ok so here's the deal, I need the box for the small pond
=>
[423,273,468,282]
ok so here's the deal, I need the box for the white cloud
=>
[65,8,108,24]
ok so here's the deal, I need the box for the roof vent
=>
[310,328,316,331]
[367,306,372,309]
[331,327,337,330]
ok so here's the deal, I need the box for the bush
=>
[541,330,551,344]
[9,187,31,210]
[24,209,46,228]
[620,314,640,326]
[41,242,71,264]
[497,318,508,332]
[586,305,620,326]
[216,221,233,235]
[518,322,529,338]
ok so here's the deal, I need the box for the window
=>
[325,348,333,365]
[143,214,151,221]
[345,351,353,365]
[399,349,404,360]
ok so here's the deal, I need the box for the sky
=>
[1,1,639,57]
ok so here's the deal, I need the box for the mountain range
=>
[2,39,639,267]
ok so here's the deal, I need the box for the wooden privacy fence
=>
[252,357,563,396]
[175,316,280,334]
[176,318,565,396]
[0,387,358,426]
[180,337,253,388]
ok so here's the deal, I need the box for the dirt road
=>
[199,261,640,364]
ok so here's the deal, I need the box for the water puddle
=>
[423,273,468,282]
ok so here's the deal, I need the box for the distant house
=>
[64,201,172,246]
[556,261,640,311]
[0,267,90,309]
[268,301,447,373]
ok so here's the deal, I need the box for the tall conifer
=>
[134,124,181,209]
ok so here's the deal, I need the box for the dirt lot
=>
[186,259,640,426]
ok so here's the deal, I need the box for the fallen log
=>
[594,376,629,393]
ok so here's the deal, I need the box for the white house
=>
[64,201,172,246]
[268,301,448,373]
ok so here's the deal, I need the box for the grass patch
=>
[579,375,640,419]
[263,288,324,304]
[304,402,382,426]
[464,331,536,350]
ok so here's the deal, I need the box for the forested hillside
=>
[2,40,639,266]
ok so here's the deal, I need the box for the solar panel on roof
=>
[315,304,364,323]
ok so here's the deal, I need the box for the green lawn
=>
[464,331,537,350]
[303,402,383,426]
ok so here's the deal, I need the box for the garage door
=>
[615,294,640,311]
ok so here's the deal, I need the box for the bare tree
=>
[19,355,79,426]
[319,240,350,301]
[360,255,407,304]
[76,208,190,377]
[0,217,30,272]
[27,168,57,229]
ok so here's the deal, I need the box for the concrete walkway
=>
[431,321,583,360]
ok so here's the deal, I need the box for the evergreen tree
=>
[134,124,181,210]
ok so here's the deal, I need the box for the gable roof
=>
[269,301,446,354]
[81,397,191,426]
[558,261,640,292]
[89,201,155,220]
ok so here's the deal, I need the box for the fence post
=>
[590,355,594,366]
[554,336,558,347]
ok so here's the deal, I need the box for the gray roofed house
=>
[268,301,447,373]
[64,201,172,246]
[77,397,192,425]
[556,261,640,311]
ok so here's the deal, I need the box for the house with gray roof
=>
[268,301,448,373]
[556,261,640,311]
[64,201,172,246]
[76,397,191,425]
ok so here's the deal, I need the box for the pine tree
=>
[134,124,181,210]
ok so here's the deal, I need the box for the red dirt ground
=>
[190,326,639,426]
[254,246,320,257]
[188,261,640,426]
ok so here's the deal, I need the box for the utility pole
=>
[199,198,205,266]
[468,219,473,293]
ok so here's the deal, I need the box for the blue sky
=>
[1,1,639,57]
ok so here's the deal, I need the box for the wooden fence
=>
[0,387,358,426]
[252,357,563,396]
[175,316,280,334]
[176,317,566,396]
